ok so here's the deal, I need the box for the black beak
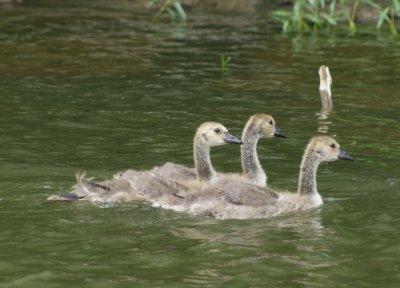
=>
[274,127,286,138]
[338,149,354,161]
[223,132,242,145]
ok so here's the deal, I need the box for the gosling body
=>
[155,136,352,219]
[153,113,285,187]
[45,122,241,203]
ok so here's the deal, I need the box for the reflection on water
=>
[0,0,400,287]
[172,209,325,247]
[165,210,331,287]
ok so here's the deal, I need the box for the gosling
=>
[152,113,285,187]
[158,136,353,219]
[45,122,242,203]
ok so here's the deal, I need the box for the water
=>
[0,1,399,287]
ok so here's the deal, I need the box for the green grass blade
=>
[363,0,382,11]
[377,7,390,29]
[305,14,323,26]
[283,20,291,32]
[166,7,177,22]
[173,0,187,20]
[390,22,398,34]
[320,13,338,26]
[272,9,293,18]
[393,0,400,14]
[329,0,336,15]
[293,0,302,16]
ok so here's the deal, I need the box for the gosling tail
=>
[43,172,110,203]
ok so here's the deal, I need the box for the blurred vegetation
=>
[146,0,399,35]
[2,0,398,34]
[272,0,400,34]
[149,0,187,22]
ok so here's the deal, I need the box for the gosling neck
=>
[297,148,321,196]
[194,137,216,182]
[241,128,266,186]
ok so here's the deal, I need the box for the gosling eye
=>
[269,120,273,125]
[330,143,336,148]
[214,128,220,133]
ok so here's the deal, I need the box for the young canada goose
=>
[123,121,242,184]
[241,113,285,186]
[152,113,285,187]
[45,122,241,203]
[158,136,353,219]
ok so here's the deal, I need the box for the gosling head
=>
[247,113,286,139]
[308,136,354,163]
[196,122,242,147]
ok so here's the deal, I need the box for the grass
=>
[272,0,400,35]
[150,0,187,22]
[220,54,232,77]
[376,0,400,34]
[147,0,399,35]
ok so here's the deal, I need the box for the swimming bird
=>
[152,113,285,187]
[45,122,242,203]
[158,136,353,219]
[241,113,285,186]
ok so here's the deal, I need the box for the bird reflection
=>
[169,209,325,247]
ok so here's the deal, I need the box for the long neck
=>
[194,137,216,181]
[297,149,320,196]
[241,128,266,186]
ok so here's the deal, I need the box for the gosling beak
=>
[274,127,286,138]
[338,149,354,161]
[223,132,242,145]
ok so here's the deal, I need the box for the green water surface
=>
[0,1,399,287]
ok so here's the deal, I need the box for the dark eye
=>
[214,128,220,133]
[269,120,273,125]
[330,143,336,148]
